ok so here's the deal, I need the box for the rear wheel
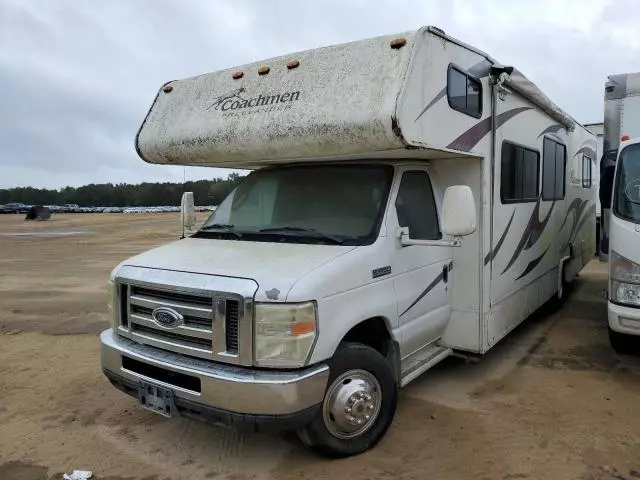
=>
[297,342,397,458]
[609,327,637,355]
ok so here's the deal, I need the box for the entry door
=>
[391,168,453,358]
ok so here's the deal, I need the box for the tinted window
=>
[613,144,640,223]
[448,68,467,111]
[200,165,393,244]
[582,155,592,188]
[501,141,540,203]
[395,171,441,240]
[542,138,566,200]
[447,65,482,118]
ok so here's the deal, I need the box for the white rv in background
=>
[585,122,603,253]
[101,26,596,457]
[600,72,640,353]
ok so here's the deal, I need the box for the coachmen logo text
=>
[208,88,301,117]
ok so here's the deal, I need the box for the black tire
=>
[609,327,637,355]
[297,342,397,458]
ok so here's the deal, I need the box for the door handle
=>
[442,264,449,283]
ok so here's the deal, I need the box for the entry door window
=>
[395,171,441,240]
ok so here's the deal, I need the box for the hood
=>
[121,237,356,302]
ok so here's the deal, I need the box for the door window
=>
[395,171,441,240]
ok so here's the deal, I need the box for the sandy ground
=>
[1,213,640,480]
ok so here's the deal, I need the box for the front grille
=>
[117,283,243,362]
[132,323,213,350]
[225,299,239,354]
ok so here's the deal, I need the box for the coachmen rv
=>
[599,72,640,353]
[101,26,596,457]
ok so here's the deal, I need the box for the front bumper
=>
[608,301,640,336]
[100,329,329,430]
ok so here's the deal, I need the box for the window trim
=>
[394,169,442,241]
[582,154,592,189]
[447,63,483,119]
[500,140,540,204]
[541,136,567,201]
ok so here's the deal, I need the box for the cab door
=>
[390,167,453,358]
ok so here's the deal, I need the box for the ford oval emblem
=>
[151,307,184,329]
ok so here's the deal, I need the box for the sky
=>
[2,0,640,189]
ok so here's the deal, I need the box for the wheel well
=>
[342,317,392,357]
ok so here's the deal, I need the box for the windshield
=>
[613,144,640,224]
[197,165,393,245]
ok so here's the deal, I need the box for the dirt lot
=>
[1,213,640,480]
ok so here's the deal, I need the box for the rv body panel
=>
[136,31,416,167]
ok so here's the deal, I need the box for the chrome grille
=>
[225,299,239,354]
[117,283,243,362]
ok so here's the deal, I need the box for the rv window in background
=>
[500,141,540,203]
[447,65,482,118]
[582,155,592,188]
[395,171,441,240]
[542,137,567,200]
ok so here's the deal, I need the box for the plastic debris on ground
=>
[62,470,92,480]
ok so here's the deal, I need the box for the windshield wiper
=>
[198,223,242,238]
[258,226,345,244]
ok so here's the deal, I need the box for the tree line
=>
[0,173,245,207]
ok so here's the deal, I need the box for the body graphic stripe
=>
[574,146,597,160]
[573,204,596,242]
[447,107,532,152]
[400,261,453,317]
[485,210,515,265]
[516,247,550,280]
[537,124,565,138]
[502,197,555,274]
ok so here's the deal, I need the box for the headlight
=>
[254,302,317,367]
[611,281,640,306]
[611,251,640,307]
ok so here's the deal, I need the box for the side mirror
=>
[181,191,196,236]
[442,186,476,237]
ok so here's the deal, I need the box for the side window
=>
[500,141,540,203]
[582,155,592,188]
[395,171,441,240]
[447,65,482,118]
[542,137,567,200]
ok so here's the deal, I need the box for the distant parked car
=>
[62,204,80,213]
[0,202,30,214]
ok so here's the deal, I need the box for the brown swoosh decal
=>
[485,210,515,265]
[502,197,555,274]
[515,247,550,280]
[559,198,586,233]
[572,204,595,243]
[524,201,555,250]
[574,146,597,159]
[537,124,565,138]
[400,261,453,317]
[447,107,532,152]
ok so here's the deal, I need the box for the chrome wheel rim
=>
[322,369,382,439]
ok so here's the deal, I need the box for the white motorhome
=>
[101,26,596,457]
[585,122,603,253]
[600,72,640,352]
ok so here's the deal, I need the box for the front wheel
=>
[297,342,397,458]
[609,327,637,355]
